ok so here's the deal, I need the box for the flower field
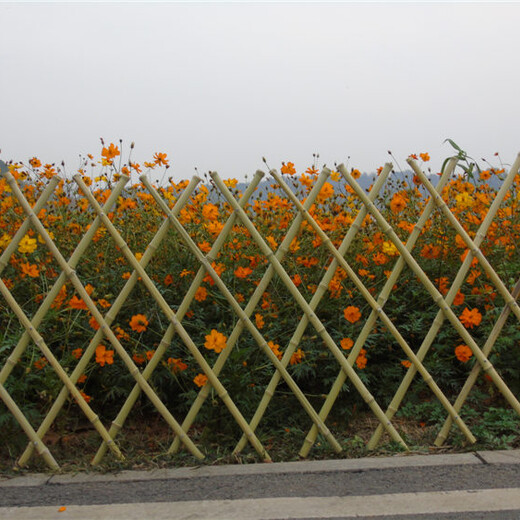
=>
[1,143,520,469]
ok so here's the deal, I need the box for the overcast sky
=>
[1,2,519,181]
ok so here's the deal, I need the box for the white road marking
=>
[2,487,520,519]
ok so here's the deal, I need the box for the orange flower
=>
[129,314,148,333]
[204,329,227,353]
[290,348,305,365]
[167,357,188,373]
[71,348,83,359]
[77,374,87,384]
[401,360,412,368]
[351,168,361,179]
[459,307,482,329]
[234,266,252,279]
[95,344,114,367]
[198,241,212,253]
[343,306,361,323]
[68,295,88,310]
[453,291,465,306]
[132,353,146,365]
[154,152,169,166]
[255,313,265,329]
[281,162,296,175]
[101,143,120,160]
[419,152,430,162]
[164,274,174,286]
[80,390,92,403]
[20,262,39,278]
[193,373,208,387]
[194,286,208,302]
[455,344,473,362]
[340,337,354,350]
[34,357,47,370]
[268,341,283,360]
[146,350,155,360]
[89,315,100,330]
[390,193,407,214]
[356,349,367,369]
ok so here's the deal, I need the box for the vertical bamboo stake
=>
[171,170,334,454]
[299,159,457,456]
[368,155,520,449]
[233,166,392,455]
[269,167,475,446]
[19,177,200,467]
[93,173,263,464]
[338,163,520,429]
[142,175,342,455]
[211,172,408,449]
[435,278,520,446]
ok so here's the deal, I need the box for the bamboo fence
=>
[0,153,519,469]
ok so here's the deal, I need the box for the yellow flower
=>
[18,234,37,254]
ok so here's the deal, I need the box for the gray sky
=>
[1,2,519,181]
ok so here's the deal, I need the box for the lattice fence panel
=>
[0,153,519,469]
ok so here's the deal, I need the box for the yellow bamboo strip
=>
[299,159,457,456]
[269,167,475,445]
[172,169,334,455]
[75,174,271,461]
[4,170,203,461]
[435,278,520,446]
[93,173,263,464]
[367,155,520,449]
[141,174,342,455]
[337,162,520,424]
[210,171,408,449]
[234,164,392,455]
[19,177,200,467]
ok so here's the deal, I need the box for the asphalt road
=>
[1,450,520,519]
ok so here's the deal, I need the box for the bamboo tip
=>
[254,170,265,179]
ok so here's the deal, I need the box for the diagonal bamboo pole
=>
[4,178,129,465]
[171,169,337,455]
[0,276,124,463]
[3,170,204,461]
[337,162,520,430]
[435,278,520,446]
[211,171,408,449]
[19,177,200,467]
[93,173,265,464]
[233,164,392,455]
[75,175,271,461]
[299,159,458,457]
[409,158,520,322]
[0,174,129,463]
[0,177,60,275]
[269,167,475,446]
[368,154,520,449]
[0,383,59,470]
[142,175,342,455]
